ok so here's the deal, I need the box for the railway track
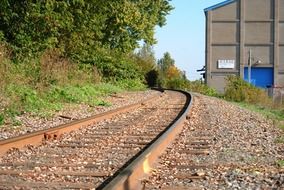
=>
[0,90,192,189]
[143,95,213,189]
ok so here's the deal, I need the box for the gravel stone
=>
[144,93,284,190]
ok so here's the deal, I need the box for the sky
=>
[153,0,223,80]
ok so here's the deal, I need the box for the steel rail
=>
[0,91,162,157]
[100,90,193,190]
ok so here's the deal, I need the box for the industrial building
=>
[204,0,284,98]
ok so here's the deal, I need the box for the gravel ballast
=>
[145,93,284,189]
[0,90,159,140]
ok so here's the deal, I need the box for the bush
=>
[224,76,271,105]
[187,80,219,97]
[115,79,146,91]
[165,78,187,89]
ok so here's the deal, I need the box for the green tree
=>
[158,52,175,73]
[0,0,173,59]
[134,43,156,74]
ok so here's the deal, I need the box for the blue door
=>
[244,67,274,88]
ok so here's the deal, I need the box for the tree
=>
[157,52,175,73]
[101,0,173,52]
[0,0,173,59]
[134,43,156,74]
[166,65,181,79]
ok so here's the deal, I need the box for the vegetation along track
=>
[0,90,192,189]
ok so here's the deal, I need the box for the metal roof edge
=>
[204,0,236,12]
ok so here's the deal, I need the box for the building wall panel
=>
[208,74,238,92]
[244,46,273,65]
[212,2,239,20]
[208,75,228,92]
[276,74,284,86]
[245,23,273,43]
[212,23,239,43]
[279,46,284,71]
[280,23,284,43]
[211,46,239,71]
[245,0,273,20]
[280,0,284,21]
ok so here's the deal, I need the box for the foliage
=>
[166,78,187,89]
[166,65,181,79]
[0,58,144,125]
[5,84,61,114]
[158,52,175,73]
[187,80,219,97]
[0,0,175,126]
[224,76,272,105]
[134,44,156,75]
[156,52,186,89]
[0,0,173,59]
[93,50,143,82]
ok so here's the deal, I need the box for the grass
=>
[235,102,284,121]
[0,83,126,120]
[0,46,148,127]
[0,79,147,126]
[0,81,145,126]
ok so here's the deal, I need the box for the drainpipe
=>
[248,49,251,84]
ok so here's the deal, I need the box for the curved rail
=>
[100,90,193,190]
[0,92,161,157]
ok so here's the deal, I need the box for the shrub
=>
[224,76,272,105]
[187,80,219,97]
[165,78,187,89]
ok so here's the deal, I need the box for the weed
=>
[115,79,146,91]
[0,113,4,125]
[94,100,112,107]
[276,160,284,168]
[224,76,272,106]
[94,83,123,95]
[275,136,284,144]
[12,118,22,126]
[179,79,220,97]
